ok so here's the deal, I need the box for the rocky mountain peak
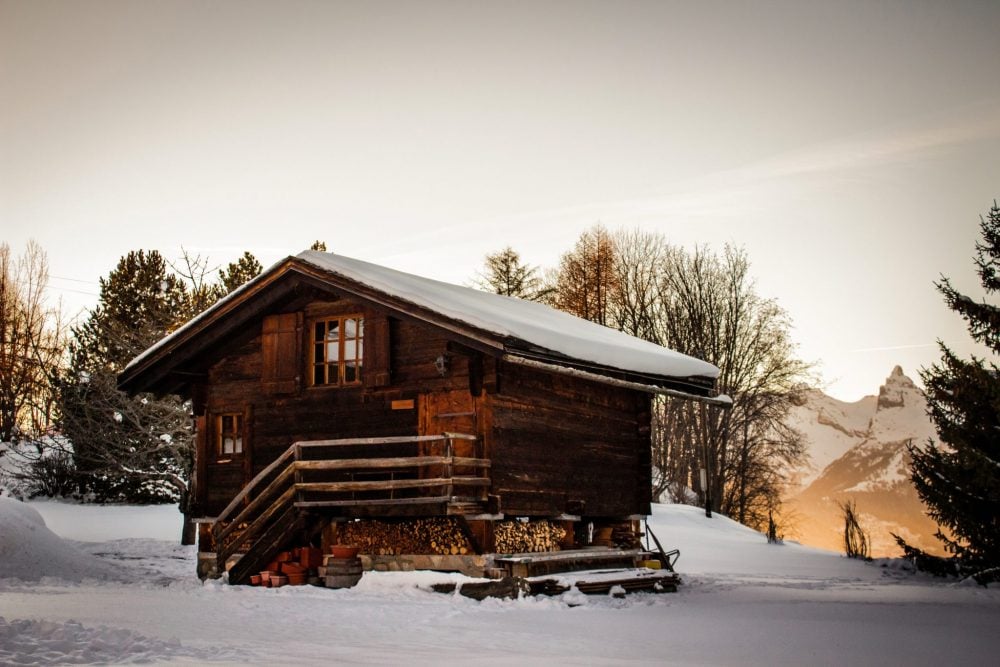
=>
[877,365,918,410]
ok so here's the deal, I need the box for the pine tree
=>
[57,251,193,510]
[219,251,263,294]
[474,247,551,301]
[900,201,1000,584]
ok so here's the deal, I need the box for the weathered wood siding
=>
[195,297,475,515]
[489,361,652,518]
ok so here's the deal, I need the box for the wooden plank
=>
[294,496,451,508]
[294,456,449,471]
[452,457,491,468]
[294,456,490,471]
[296,434,459,448]
[450,477,491,486]
[296,477,463,493]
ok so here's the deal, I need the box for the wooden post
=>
[700,402,712,518]
[444,434,454,501]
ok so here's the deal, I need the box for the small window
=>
[217,413,244,459]
[310,315,364,386]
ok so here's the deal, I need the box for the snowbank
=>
[0,497,125,583]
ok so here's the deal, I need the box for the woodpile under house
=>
[118,250,728,594]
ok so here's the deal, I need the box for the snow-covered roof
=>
[123,251,720,394]
[295,251,718,382]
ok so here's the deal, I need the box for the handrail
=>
[297,434,475,449]
[211,432,485,570]
[215,445,296,527]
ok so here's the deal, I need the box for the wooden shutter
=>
[363,314,391,388]
[262,312,302,394]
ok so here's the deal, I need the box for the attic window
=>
[310,315,364,386]
[217,413,244,459]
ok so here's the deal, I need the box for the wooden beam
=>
[502,354,733,408]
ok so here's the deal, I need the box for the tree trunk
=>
[180,490,196,545]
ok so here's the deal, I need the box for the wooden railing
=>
[211,433,487,575]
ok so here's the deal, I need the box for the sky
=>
[2,0,999,401]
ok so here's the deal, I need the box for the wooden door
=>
[419,389,478,457]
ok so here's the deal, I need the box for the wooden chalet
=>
[118,251,728,584]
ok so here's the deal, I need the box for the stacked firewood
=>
[214,521,252,553]
[494,520,566,554]
[337,518,472,556]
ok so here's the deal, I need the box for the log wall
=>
[488,361,652,518]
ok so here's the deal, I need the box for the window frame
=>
[308,313,365,388]
[215,412,245,462]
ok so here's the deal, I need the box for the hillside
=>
[785,367,942,556]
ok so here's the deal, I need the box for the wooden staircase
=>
[210,433,487,584]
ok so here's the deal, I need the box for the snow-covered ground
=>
[2,500,998,666]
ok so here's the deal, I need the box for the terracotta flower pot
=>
[330,544,360,559]
[280,562,305,575]
[271,574,288,587]
[249,574,262,586]
[300,547,323,569]
[260,570,278,586]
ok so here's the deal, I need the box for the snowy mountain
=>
[785,367,943,557]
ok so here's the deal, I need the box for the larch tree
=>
[897,201,1000,584]
[551,225,617,325]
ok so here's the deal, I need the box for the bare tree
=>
[170,247,224,318]
[608,228,667,341]
[840,499,870,559]
[0,241,66,443]
[653,245,809,530]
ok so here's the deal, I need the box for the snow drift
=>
[0,497,124,583]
